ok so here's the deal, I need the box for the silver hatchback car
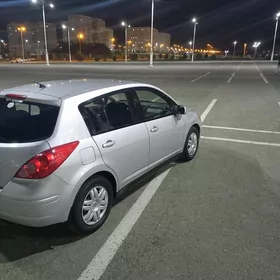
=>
[0,79,201,234]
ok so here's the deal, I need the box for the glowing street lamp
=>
[31,0,54,66]
[77,33,84,53]
[121,21,131,63]
[253,42,261,59]
[233,41,237,60]
[62,24,74,62]
[17,26,26,60]
[191,18,198,62]
[271,12,280,62]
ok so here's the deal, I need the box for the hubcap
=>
[82,186,109,226]
[187,132,198,156]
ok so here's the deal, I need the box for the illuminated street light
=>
[121,21,131,63]
[233,41,237,60]
[253,42,261,59]
[62,24,74,62]
[77,33,84,53]
[17,26,26,60]
[191,18,198,62]
[271,12,280,62]
[31,0,54,66]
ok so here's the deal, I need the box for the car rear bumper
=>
[0,175,75,227]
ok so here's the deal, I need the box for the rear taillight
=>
[15,141,79,179]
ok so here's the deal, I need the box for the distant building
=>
[7,22,57,57]
[67,15,92,43]
[100,28,114,49]
[92,18,106,43]
[63,16,114,48]
[127,27,170,52]
[156,32,171,52]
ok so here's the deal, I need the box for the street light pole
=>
[31,0,54,66]
[41,1,49,65]
[149,0,155,67]
[233,41,237,60]
[121,21,130,63]
[271,12,280,62]
[62,25,73,62]
[191,18,198,62]
[67,28,71,62]
[17,27,25,60]
[253,42,261,59]
[125,24,128,63]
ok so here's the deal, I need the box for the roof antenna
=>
[34,82,46,89]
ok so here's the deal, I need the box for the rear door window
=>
[0,98,59,143]
[79,90,137,135]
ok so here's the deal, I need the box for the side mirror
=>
[172,105,187,115]
[178,105,187,115]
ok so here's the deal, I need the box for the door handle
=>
[102,140,116,148]
[150,126,159,133]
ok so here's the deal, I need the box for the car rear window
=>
[0,98,60,143]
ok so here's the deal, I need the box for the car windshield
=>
[0,98,59,143]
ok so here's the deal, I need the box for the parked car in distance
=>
[0,79,201,234]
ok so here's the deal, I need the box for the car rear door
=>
[0,93,61,189]
[132,87,185,169]
[79,89,149,189]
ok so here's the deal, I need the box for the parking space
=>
[1,61,280,280]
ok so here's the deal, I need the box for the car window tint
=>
[135,89,173,120]
[79,91,134,135]
[0,98,59,143]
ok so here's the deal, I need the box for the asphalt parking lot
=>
[1,61,280,280]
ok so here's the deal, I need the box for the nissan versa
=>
[0,79,201,234]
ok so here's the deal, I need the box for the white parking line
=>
[203,125,280,135]
[260,73,268,84]
[190,72,211,83]
[201,136,280,147]
[278,102,280,107]
[200,99,218,122]
[227,73,235,83]
[78,168,171,280]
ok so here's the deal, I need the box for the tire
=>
[69,176,113,235]
[181,126,200,162]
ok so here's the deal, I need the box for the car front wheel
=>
[70,176,113,234]
[181,126,200,162]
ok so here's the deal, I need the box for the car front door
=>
[133,87,185,169]
[79,89,149,189]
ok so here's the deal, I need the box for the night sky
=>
[0,0,279,51]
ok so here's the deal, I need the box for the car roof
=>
[0,79,142,100]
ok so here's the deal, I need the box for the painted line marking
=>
[278,102,280,107]
[203,125,280,135]
[78,168,171,280]
[201,136,280,147]
[237,65,241,70]
[200,99,218,122]
[260,73,268,84]
[78,98,215,280]
[227,73,236,83]
[190,72,211,83]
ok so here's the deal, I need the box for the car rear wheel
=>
[181,126,199,162]
[70,176,113,234]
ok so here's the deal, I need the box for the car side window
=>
[134,88,175,121]
[79,91,135,135]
